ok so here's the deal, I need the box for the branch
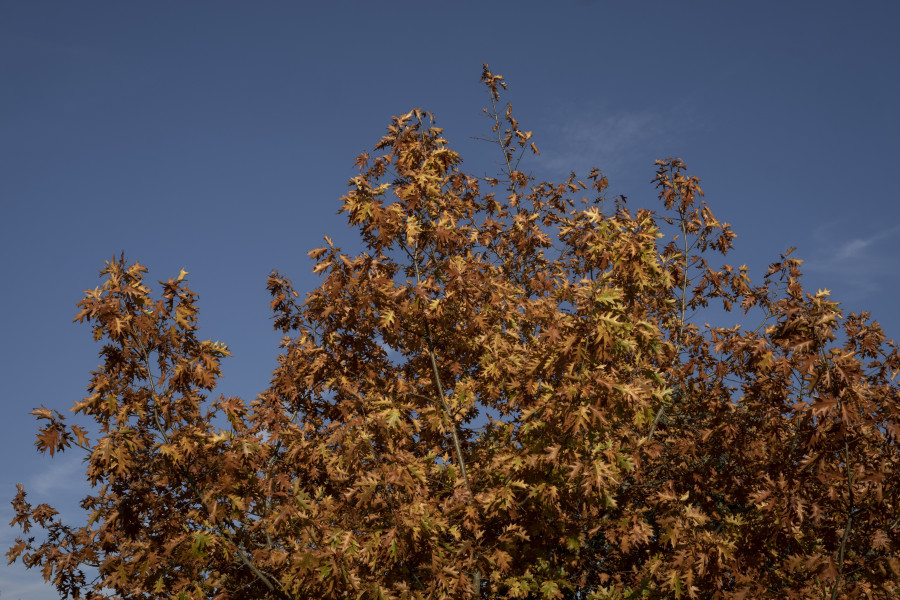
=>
[412,248,472,489]
[648,189,691,442]
[136,341,293,600]
[814,336,855,600]
[410,239,483,596]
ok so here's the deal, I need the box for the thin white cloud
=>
[532,99,702,186]
[27,452,90,497]
[540,110,666,177]
[834,238,872,261]
[805,222,900,302]
[2,453,93,549]
[0,565,62,600]
[830,224,900,262]
[2,453,97,599]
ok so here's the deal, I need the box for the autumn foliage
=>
[9,65,900,599]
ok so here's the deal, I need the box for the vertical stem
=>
[829,439,855,600]
[647,181,691,442]
[411,244,481,595]
[814,336,854,600]
[412,250,471,490]
[408,119,482,595]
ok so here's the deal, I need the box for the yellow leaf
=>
[405,215,420,247]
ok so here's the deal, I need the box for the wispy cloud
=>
[834,238,872,261]
[26,452,90,497]
[830,224,900,262]
[804,222,900,302]
[533,101,701,187]
[0,565,62,600]
[539,110,665,178]
[2,453,94,599]
[2,453,92,544]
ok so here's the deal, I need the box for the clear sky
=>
[2,2,899,597]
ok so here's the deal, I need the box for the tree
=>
[9,65,900,600]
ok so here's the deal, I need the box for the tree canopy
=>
[9,65,900,599]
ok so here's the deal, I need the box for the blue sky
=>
[2,2,899,597]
